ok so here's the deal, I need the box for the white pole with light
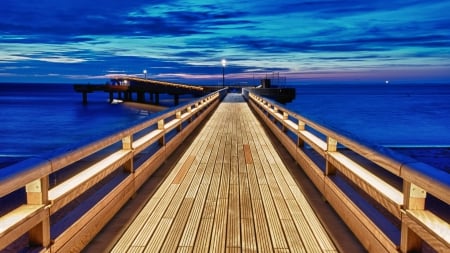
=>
[143,69,147,79]
[221,59,226,88]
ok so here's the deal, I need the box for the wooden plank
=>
[179,183,209,247]
[0,204,45,250]
[246,164,262,200]
[159,198,194,252]
[328,151,403,218]
[259,184,288,249]
[281,219,306,253]
[210,198,228,252]
[164,118,181,132]
[263,171,291,220]
[110,198,159,252]
[121,184,179,249]
[239,173,252,220]
[218,160,230,200]
[177,246,193,253]
[324,177,396,253]
[193,218,213,252]
[243,144,253,164]
[299,130,327,153]
[143,218,173,252]
[241,218,257,253]
[49,150,132,214]
[133,129,163,153]
[252,199,273,252]
[227,183,240,249]
[173,155,196,184]
[404,210,450,250]
[54,175,135,252]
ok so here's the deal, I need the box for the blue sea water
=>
[1,83,450,170]
[0,83,174,167]
[284,84,450,147]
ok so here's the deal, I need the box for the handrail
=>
[0,88,227,252]
[243,88,449,253]
[112,76,204,91]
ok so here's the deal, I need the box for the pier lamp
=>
[221,59,226,88]
[143,69,147,79]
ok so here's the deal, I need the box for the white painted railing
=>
[244,89,449,253]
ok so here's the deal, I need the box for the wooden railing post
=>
[122,135,134,173]
[263,101,269,116]
[187,105,193,122]
[400,182,427,252]
[194,102,200,117]
[272,106,278,123]
[158,119,165,146]
[325,137,338,175]
[403,182,426,210]
[176,111,182,132]
[26,177,51,248]
[282,112,289,132]
[297,121,305,147]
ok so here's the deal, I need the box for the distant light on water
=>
[385,80,389,84]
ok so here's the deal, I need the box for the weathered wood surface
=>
[111,94,337,253]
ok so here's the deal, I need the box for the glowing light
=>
[221,59,226,87]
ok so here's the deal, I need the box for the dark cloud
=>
[1,1,251,38]
[1,0,449,83]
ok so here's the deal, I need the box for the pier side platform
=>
[105,93,339,252]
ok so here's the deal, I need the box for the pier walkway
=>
[3,89,447,252]
[110,94,337,252]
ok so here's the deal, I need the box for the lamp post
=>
[221,59,226,88]
[143,69,147,79]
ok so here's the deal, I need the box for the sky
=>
[1,0,450,85]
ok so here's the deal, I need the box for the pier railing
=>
[244,89,449,253]
[0,89,226,252]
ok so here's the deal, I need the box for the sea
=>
[1,83,450,172]
[0,83,179,168]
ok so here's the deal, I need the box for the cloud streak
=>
[0,0,449,84]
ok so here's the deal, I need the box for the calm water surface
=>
[1,83,450,171]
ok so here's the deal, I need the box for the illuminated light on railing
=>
[110,75,204,91]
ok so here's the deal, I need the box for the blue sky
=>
[1,0,449,85]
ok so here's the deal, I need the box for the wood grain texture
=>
[111,94,337,252]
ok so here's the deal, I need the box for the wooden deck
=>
[110,94,338,253]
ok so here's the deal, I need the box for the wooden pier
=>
[0,89,448,253]
[73,77,209,105]
[110,94,337,252]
